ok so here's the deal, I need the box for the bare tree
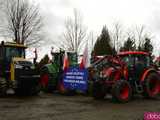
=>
[135,25,145,48]
[125,25,153,50]
[61,9,87,54]
[125,28,136,48]
[112,22,123,52]
[87,31,96,52]
[1,0,43,46]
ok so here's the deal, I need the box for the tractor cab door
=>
[134,54,149,80]
[121,54,150,81]
[0,46,11,79]
[121,55,136,81]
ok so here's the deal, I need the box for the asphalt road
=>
[0,93,160,120]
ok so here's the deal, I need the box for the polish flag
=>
[63,52,69,72]
[80,42,89,69]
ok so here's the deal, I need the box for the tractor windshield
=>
[5,47,25,62]
[120,54,150,67]
[120,55,134,66]
[134,55,150,67]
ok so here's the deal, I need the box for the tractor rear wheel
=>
[112,80,132,103]
[40,67,52,92]
[40,73,49,92]
[142,72,160,98]
[92,82,106,100]
[40,67,58,93]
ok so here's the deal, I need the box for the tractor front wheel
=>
[112,80,132,103]
[142,72,160,98]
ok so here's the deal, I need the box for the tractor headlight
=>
[15,64,23,69]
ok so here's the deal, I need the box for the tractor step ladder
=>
[135,81,143,93]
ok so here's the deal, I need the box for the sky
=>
[30,0,160,59]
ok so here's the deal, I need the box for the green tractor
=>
[40,50,78,93]
[0,41,40,96]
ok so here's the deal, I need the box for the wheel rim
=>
[149,79,160,96]
[40,74,49,87]
[120,84,129,100]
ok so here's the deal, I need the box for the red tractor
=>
[90,51,160,103]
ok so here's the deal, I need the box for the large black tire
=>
[0,78,7,97]
[112,80,132,103]
[142,72,160,98]
[92,82,106,100]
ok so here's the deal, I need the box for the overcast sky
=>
[32,0,160,58]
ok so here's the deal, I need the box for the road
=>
[0,93,160,120]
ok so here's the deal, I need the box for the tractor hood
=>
[12,57,34,69]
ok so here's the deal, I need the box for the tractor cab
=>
[0,41,40,95]
[0,41,26,77]
[118,51,151,81]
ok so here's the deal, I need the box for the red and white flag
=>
[63,52,69,72]
[80,42,89,69]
